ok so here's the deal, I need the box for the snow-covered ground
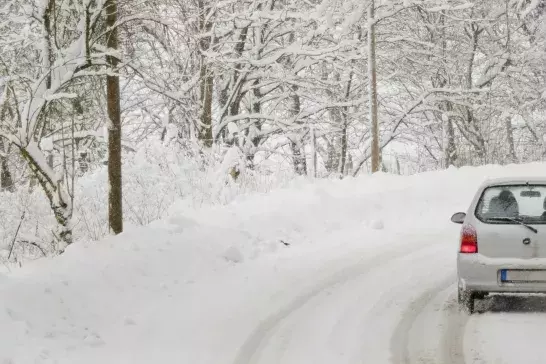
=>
[2,163,546,364]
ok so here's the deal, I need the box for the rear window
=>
[475,184,546,224]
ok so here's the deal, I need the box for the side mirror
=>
[451,212,466,224]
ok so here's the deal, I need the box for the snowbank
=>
[0,142,296,262]
[0,162,545,363]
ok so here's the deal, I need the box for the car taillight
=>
[460,225,478,253]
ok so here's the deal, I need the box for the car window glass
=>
[476,185,546,223]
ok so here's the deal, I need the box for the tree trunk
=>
[339,71,354,177]
[0,159,13,192]
[434,11,457,168]
[21,147,73,248]
[339,122,348,176]
[0,157,12,191]
[464,23,487,163]
[243,79,263,169]
[290,87,306,175]
[310,126,317,178]
[216,25,250,141]
[290,141,306,175]
[198,0,213,147]
[505,116,517,163]
[106,0,123,235]
[0,138,13,191]
[324,137,340,173]
[503,1,517,164]
[445,117,456,167]
[443,102,457,168]
[43,0,55,89]
[78,151,89,175]
[368,0,380,173]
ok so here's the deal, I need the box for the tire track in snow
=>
[232,240,439,364]
[390,282,469,364]
[440,291,469,364]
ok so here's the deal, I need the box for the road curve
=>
[233,233,468,364]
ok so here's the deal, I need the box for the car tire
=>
[458,287,475,314]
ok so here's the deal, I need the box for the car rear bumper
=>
[458,253,546,293]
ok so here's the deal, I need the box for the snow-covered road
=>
[2,164,546,363]
[233,233,463,364]
[233,230,546,364]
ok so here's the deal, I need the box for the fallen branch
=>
[7,211,25,260]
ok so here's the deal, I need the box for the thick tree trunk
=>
[503,2,517,164]
[216,25,250,142]
[368,0,380,173]
[433,11,457,168]
[464,23,487,163]
[198,0,213,147]
[106,0,123,235]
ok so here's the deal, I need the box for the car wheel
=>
[458,287,475,314]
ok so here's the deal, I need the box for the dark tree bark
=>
[505,116,517,163]
[0,158,12,191]
[503,1,517,164]
[339,71,354,177]
[445,113,457,167]
[216,24,250,141]
[0,139,13,192]
[290,141,307,175]
[310,127,317,178]
[290,86,307,175]
[198,0,213,147]
[244,79,263,168]
[464,22,487,162]
[0,101,14,190]
[323,137,340,173]
[106,0,123,235]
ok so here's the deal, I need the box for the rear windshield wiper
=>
[487,217,538,234]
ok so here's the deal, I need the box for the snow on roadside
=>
[466,308,546,364]
[0,162,545,363]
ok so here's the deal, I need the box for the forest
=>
[0,0,544,262]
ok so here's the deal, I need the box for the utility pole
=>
[368,0,380,172]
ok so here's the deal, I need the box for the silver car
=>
[452,177,546,314]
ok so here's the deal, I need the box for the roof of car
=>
[482,176,546,186]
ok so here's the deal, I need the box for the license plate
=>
[501,269,546,282]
